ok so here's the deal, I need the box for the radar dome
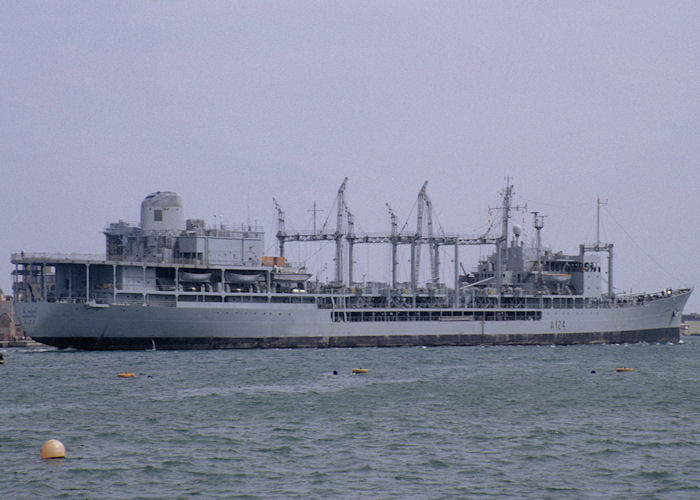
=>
[140,191,185,232]
[512,224,522,237]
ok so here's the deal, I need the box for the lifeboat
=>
[272,270,312,282]
[179,272,212,282]
[541,272,572,285]
[225,272,262,284]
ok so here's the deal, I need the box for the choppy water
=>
[2,339,699,499]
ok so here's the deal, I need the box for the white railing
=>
[12,252,105,262]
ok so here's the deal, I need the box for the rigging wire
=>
[300,240,332,265]
[603,206,685,284]
[400,196,419,234]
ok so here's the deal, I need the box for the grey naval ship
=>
[12,180,692,350]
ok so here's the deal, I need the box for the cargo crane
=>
[413,181,443,292]
[335,177,349,285]
[273,198,286,257]
[275,178,500,295]
[274,178,349,286]
[386,203,398,288]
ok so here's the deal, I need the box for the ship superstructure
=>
[11,181,691,349]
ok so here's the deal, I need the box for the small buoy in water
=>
[332,370,338,375]
[40,439,66,459]
[616,367,634,372]
[352,368,369,374]
[117,373,136,378]
[591,370,596,374]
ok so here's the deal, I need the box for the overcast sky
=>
[2,1,698,311]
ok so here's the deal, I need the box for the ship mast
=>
[596,196,606,248]
[412,181,439,291]
[494,179,511,293]
[425,192,439,286]
[413,182,427,293]
[387,203,398,288]
[493,178,526,294]
[531,211,545,286]
[582,196,614,297]
[308,201,323,235]
[335,177,348,285]
[273,197,286,258]
[346,208,355,286]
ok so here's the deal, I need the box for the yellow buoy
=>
[117,373,136,378]
[41,439,66,459]
[616,367,634,372]
[352,368,369,374]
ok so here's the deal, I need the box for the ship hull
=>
[31,328,680,350]
[15,290,689,350]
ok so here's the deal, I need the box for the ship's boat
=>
[179,272,212,282]
[541,272,572,285]
[272,270,312,282]
[225,272,263,284]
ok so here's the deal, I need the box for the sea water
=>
[2,338,699,498]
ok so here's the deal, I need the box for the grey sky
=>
[2,1,698,311]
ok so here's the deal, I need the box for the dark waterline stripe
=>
[33,328,679,350]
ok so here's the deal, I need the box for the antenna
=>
[247,185,251,230]
[307,201,323,235]
[596,196,608,247]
